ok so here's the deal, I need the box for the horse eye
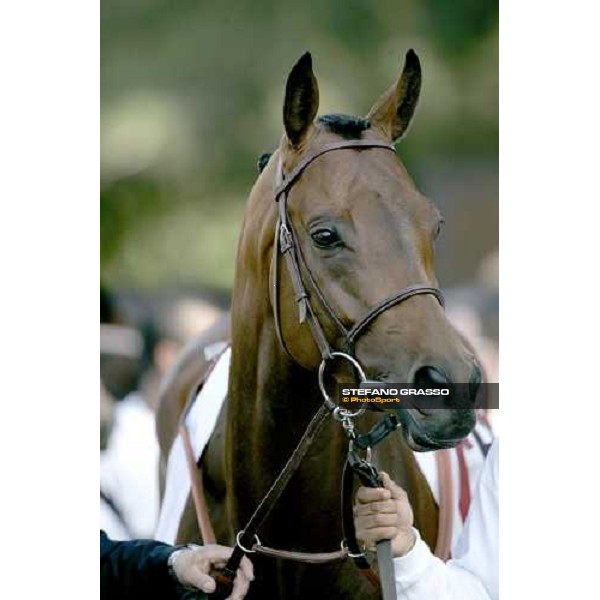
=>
[310,227,342,248]
[433,219,444,240]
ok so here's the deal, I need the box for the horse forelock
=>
[317,114,370,139]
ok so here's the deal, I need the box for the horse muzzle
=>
[397,407,476,451]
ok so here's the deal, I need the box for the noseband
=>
[272,139,445,371]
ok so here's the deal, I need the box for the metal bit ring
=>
[318,351,368,418]
[235,531,261,554]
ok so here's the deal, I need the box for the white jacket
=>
[394,438,499,600]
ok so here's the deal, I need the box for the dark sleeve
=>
[100,530,182,600]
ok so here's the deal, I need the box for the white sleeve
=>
[393,439,499,600]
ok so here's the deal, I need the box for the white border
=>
[1,1,98,597]
[501,1,600,596]
[2,1,600,597]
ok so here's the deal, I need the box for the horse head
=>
[240,51,479,451]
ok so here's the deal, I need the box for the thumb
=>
[187,570,217,593]
[380,471,392,488]
[380,472,406,500]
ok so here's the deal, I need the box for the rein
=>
[211,140,447,599]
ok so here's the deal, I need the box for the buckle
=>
[341,539,365,559]
[279,224,293,253]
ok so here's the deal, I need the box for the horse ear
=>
[367,49,422,141]
[283,52,319,147]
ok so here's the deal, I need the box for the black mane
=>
[318,113,370,139]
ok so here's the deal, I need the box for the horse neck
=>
[228,299,329,456]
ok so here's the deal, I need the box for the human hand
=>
[172,544,254,600]
[354,472,416,558]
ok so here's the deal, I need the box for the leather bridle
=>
[271,139,444,374]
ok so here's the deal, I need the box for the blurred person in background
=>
[100,382,114,452]
[445,249,499,384]
[101,287,147,538]
[100,382,132,539]
[101,316,179,539]
[446,301,498,384]
[101,288,227,539]
[101,287,144,400]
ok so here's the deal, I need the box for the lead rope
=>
[434,450,454,561]
[180,424,217,545]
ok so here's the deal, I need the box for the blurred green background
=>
[101,0,498,293]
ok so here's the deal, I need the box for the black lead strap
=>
[353,414,400,450]
[342,417,397,600]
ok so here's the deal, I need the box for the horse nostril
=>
[413,366,451,386]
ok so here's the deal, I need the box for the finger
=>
[381,473,408,501]
[363,537,376,552]
[355,527,384,552]
[209,558,228,569]
[353,499,397,516]
[186,568,217,594]
[239,556,255,581]
[362,512,399,529]
[227,568,251,600]
[364,526,399,545]
[355,529,373,549]
[202,545,234,562]
[356,486,391,504]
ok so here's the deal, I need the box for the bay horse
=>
[157,50,481,599]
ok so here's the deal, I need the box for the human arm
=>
[100,530,254,600]
[354,439,498,600]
